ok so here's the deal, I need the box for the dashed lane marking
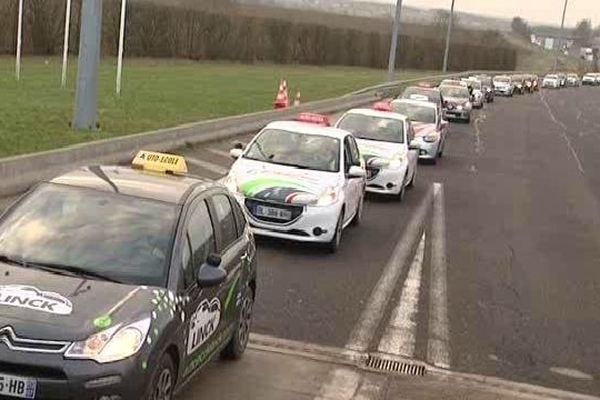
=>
[427,183,450,369]
[206,148,233,159]
[377,233,426,358]
[186,156,229,176]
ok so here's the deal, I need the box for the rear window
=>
[337,114,405,144]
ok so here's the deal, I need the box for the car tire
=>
[407,168,417,188]
[350,195,364,227]
[327,210,344,253]
[221,285,254,360]
[397,174,407,202]
[146,353,176,400]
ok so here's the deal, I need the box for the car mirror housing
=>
[197,264,227,288]
[347,165,366,179]
[230,148,243,159]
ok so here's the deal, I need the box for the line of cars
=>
[0,68,561,399]
[542,72,600,89]
[492,74,539,96]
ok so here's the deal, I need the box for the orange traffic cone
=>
[274,79,289,109]
[294,90,301,106]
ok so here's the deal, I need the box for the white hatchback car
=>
[224,114,366,253]
[391,99,448,164]
[335,106,419,200]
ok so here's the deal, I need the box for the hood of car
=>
[412,122,438,138]
[356,139,406,166]
[231,159,341,205]
[0,264,162,341]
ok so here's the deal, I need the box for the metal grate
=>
[365,355,426,376]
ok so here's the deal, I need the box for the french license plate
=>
[255,205,292,221]
[0,373,37,399]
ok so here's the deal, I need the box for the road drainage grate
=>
[365,355,427,376]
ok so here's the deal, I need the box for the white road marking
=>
[186,156,229,176]
[550,367,594,380]
[539,93,585,174]
[346,187,433,352]
[206,148,232,159]
[427,183,450,369]
[473,113,487,156]
[377,233,426,357]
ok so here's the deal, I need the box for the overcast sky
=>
[366,0,599,27]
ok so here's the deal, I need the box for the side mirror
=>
[197,264,227,288]
[233,141,244,150]
[347,165,366,179]
[409,140,421,151]
[230,148,243,159]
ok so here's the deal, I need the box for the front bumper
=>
[494,87,512,96]
[365,165,407,195]
[582,80,597,86]
[0,346,148,400]
[445,109,470,120]
[240,197,342,243]
[413,139,440,160]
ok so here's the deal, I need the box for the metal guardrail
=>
[0,68,542,197]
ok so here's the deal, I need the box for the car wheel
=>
[221,285,254,360]
[350,195,364,227]
[397,174,407,202]
[327,210,344,253]
[407,168,417,188]
[146,353,176,400]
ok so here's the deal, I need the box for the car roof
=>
[264,120,350,140]
[405,86,441,93]
[392,98,437,109]
[49,166,220,204]
[341,108,409,121]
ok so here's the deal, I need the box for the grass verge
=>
[0,57,434,158]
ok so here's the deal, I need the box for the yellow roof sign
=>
[132,150,188,175]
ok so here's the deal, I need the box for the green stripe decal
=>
[241,177,314,197]
[224,274,241,312]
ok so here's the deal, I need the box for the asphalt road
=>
[177,88,600,396]
[1,87,599,398]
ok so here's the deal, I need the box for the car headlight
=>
[316,187,340,207]
[517,84,522,88]
[65,318,151,363]
[464,102,472,110]
[388,157,406,170]
[423,133,440,143]
[456,105,463,111]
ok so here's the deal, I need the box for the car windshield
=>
[546,75,558,79]
[469,81,482,90]
[401,87,438,104]
[0,183,178,287]
[391,102,436,124]
[494,77,510,83]
[337,114,404,144]
[244,129,340,172]
[439,86,470,99]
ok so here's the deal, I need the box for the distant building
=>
[531,26,580,51]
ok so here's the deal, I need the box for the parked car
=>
[542,74,560,89]
[566,73,581,87]
[493,75,514,96]
[511,75,525,94]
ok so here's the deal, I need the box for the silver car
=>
[439,85,472,123]
[542,74,560,89]
[493,75,514,96]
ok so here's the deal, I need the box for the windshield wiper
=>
[0,253,27,267]
[26,261,123,283]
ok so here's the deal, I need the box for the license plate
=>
[255,205,292,221]
[0,373,37,399]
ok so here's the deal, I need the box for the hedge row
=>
[0,0,517,71]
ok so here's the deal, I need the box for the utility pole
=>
[553,0,569,72]
[116,0,127,95]
[442,0,456,73]
[73,0,103,131]
[387,0,404,82]
[61,0,73,88]
[15,0,24,81]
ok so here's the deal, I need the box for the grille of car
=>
[245,199,304,224]
[0,326,70,354]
